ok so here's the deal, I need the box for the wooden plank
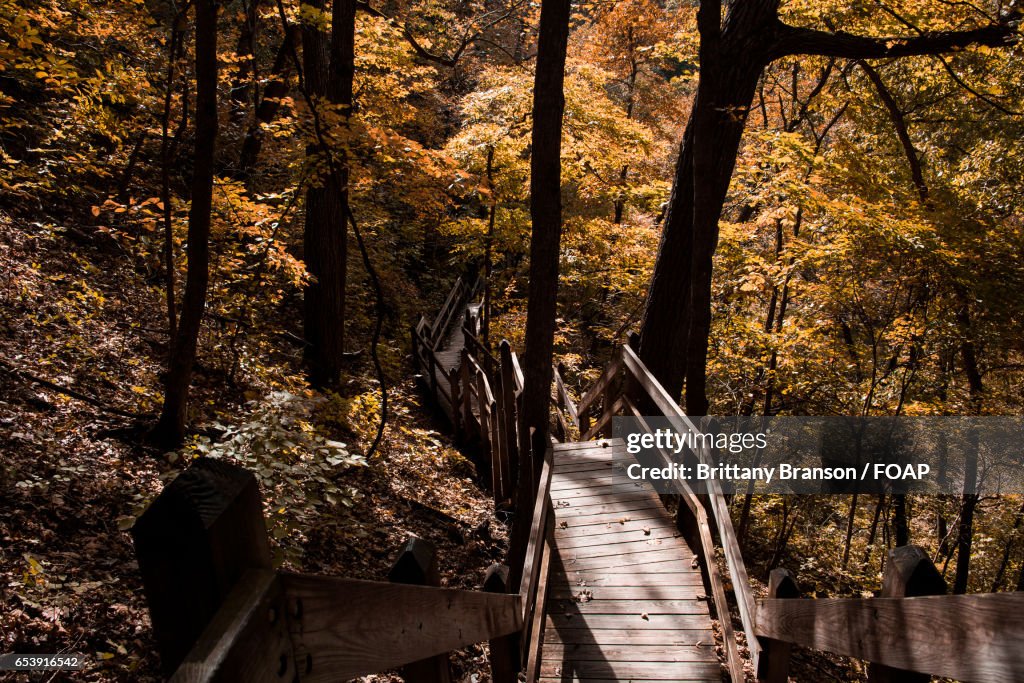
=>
[547,599,710,615]
[552,438,622,453]
[540,644,718,662]
[282,573,522,682]
[550,575,705,589]
[553,506,670,527]
[550,586,703,600]
[170,570,292,683]
[554,498,665,517]
[536,678,716,683]
[557,548,687,570]
[546,612,715,630]
[532,679,716,683]
[537,660,721,680]
[553,527,682,548]
[552,490,659,508]
[551,481,651,497]
[542,629,716,647]
[550,537,689,560]
[757,593,1024,683]
[552,560,695,575]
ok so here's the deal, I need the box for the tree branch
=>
[772,13,1020,60]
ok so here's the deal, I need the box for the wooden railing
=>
[757,545,1024,683]
[131,458,526,683]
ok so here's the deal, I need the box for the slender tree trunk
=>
[238,25,299,177]
[864,493,885,564]
[153,0,219,445]
[159,21,185,342]
[842,492,858,569]
[893,493,909,546]
[301,0,355,388]
[522,0,570,465]
[483,145,496,347]
[508,0,570,592]
[953,288,983,594]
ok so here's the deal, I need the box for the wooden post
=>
[411,324,421,376]
[867,545,947,683]
[131,458,273,674]
[499,341,520,494]
[477,371,495,497]
[484,563,520,683]
[448,366,461,437]
[757,568,799,683]
[427,348,438,405]
[389,536,452,683]
[460,348,474,437]
[490,398,506,502]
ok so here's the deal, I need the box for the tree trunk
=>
[301,0,355,388]
[152,0,218,446]
[953,287,983,594]
[639,0,779,408]
[522,0,570,466]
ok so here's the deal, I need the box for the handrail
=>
[756,591,1024,682]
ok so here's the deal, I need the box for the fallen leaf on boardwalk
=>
[642,527,651,535]
[691,556,700,569]
[641,612,649,620]
[559,521,568,529]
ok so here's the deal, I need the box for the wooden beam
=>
[868,546,946,683]
[169,570,293,683]
[282,574,523,682]
[389,537,452,683]
[756,569,799,683]
[132,458,272,673]
[484,564,521,683]
[756,592,1024,683]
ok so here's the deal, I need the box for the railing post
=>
[757,568,799,683]
[130,458,275,674]
[867,545,947,683]
[499,341,520,492]
[427,348,438,404]
[411,324,421,375]
[484,563,520,683]
[448,365,461,438]
[389,536,452,683]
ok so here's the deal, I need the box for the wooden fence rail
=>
[134,458,526,683]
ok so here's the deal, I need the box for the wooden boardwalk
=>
[539,439,721,683]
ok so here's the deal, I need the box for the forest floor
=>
[0,213,508,682]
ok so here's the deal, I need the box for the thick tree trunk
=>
[302,0,355,388]
[153,0,218,445]
[639,0,779,408]
[522,0,570,466]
